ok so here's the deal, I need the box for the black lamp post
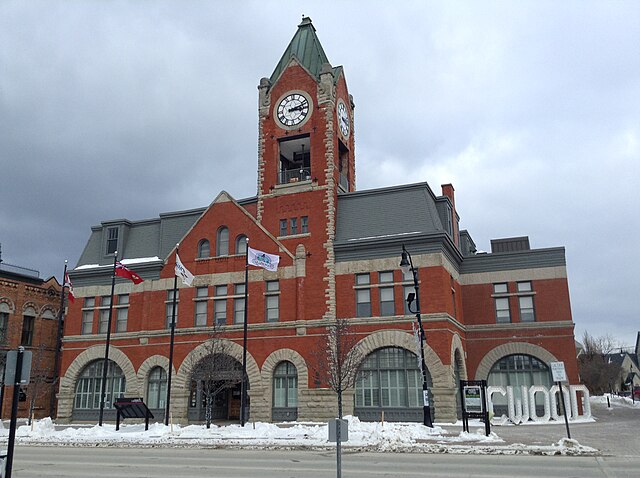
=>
[400,244,433,427]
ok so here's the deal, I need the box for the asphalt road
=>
[8,446,640,478]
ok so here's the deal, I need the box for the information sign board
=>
[550,361,568,382]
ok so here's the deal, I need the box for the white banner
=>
[175,253,194,286]
[248,247,280,272]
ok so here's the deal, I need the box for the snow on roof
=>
[74,257,162,271]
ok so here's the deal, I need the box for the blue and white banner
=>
[248,246,279,272]
[175,253,194,286]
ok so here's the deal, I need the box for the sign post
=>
[459,379,490,436]
[550,361,571,439]
[5,347,32,478]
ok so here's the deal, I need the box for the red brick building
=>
[60,18,578,424]
[0,261,62,419]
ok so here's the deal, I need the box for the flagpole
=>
[240,238,249,426]
[49,260,68,419]
[99,253,118,426]
[165,244,179,426]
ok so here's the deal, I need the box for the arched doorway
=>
[188,354,245,423]
[354,347,433,422]
[487,354,552,416]
[73,359,125,421]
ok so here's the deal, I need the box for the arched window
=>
[0,302,11,344]
[272,361,298,421]
[487,354,552,416]
[354,347,432,422]
[236,235,248,255]
[197,239,210,258]
[74,359,125,410]
[216,227,229,256]
[146,366,168,409]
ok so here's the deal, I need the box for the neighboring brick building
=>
[0,261,62,419]
[60,18,579,424]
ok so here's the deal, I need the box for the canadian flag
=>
[115,262,144,284]
[64,271,75,303]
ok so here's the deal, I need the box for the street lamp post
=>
[400,245,433,427]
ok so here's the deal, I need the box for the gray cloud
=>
[1,1,638,346]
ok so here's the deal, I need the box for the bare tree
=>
[187,330,241,429]
[312,318,364,419]
[27,343,53,424]
[578,331,621,394]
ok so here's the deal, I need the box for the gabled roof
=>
[270,17,330,84]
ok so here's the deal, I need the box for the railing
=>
[279,168,311,184]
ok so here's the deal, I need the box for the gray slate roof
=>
[335,182,446,244]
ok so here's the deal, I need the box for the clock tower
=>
[256,16,355,319]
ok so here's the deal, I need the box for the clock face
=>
[337,99,350,138]
[276,92,311,128]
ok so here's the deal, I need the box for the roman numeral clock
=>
[276,91,312,128]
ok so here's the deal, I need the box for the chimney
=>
[441,184,459,247]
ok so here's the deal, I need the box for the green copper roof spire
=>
[270,16,330,84]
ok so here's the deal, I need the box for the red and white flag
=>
[115,262,144,284]
[64,271,75,303]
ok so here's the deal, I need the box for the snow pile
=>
[590,394,640,408]
[0,412,604,455]
[0,416,500,451]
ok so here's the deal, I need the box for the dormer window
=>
[278,135,311,184]
[106,227,118,254]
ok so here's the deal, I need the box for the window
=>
[236,235,248,255]
[82,297,95,335]
[516,281,535,322]
[194,287,208,327]
[518,296,535,322]
[146,366,167,409]
[106,227,118,254]
[493,283,510,323]
[21,307,36,346]
[234,284,246,324]
[279,219,288,236]
[265,280,280,322]
[379,272,395,316]
[197,239,210,259]
[98,296,111,334]
[0,303,9,343]
[217,227,229,256]
[495,298,510,323]
[301,216,308,234]
[356,273,371,317]
[116,294,129,332]
[166,290,179,328]
[214,299,227,326]
[273,361,298,409]
[487,354,551,416]
[290,217,298,235]
[494,283,508,294]
[355,347,428,410]
[402,269,416,315]
[74,359,125,410]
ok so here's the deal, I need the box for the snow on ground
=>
[0,414,599,455]
[590,393,640,408]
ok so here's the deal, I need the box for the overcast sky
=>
[1,1,638,347]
